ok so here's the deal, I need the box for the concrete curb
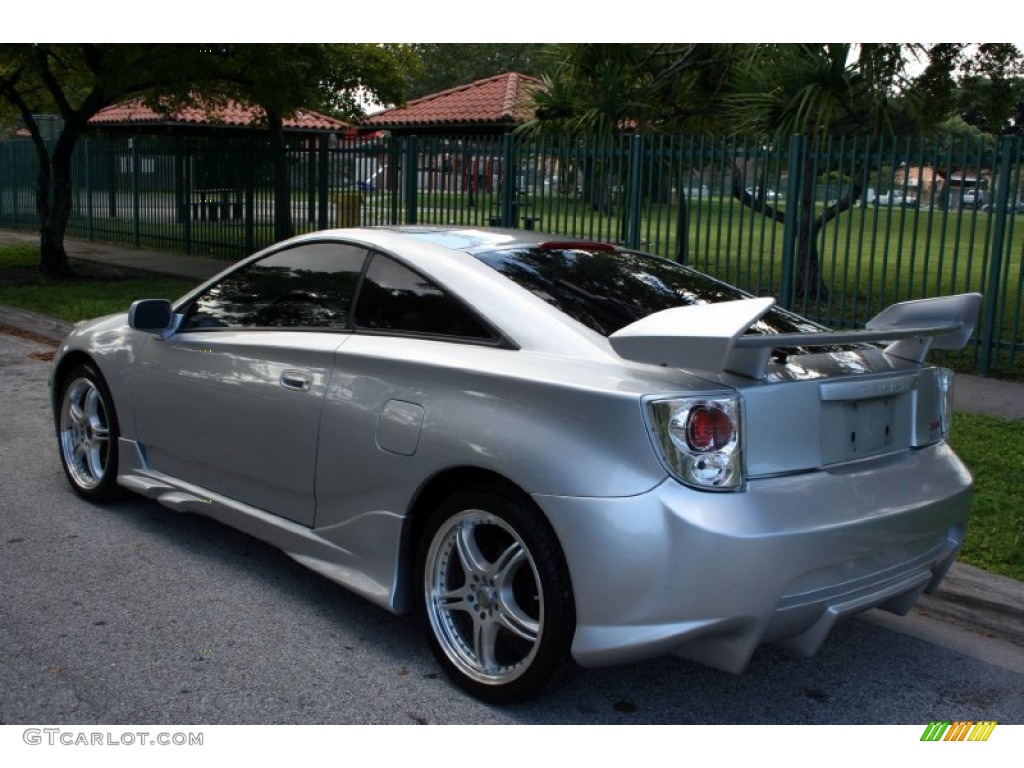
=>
[0,304,74,343]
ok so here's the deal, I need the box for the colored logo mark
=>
[920,721,997,742]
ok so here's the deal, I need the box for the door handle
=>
[280,370,312,391]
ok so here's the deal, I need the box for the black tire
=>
[56,363,123,501]
[415,486,576,703]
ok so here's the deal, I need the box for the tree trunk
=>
[794,160,827,302]
[37,128,78,280]
[674,193,689,263]
[733,159,828,303]
[268,109,293,242]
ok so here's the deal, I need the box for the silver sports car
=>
[51,226,980,702]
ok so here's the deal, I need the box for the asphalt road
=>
[2,331,1022,726]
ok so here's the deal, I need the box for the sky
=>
[2,3,1015,43]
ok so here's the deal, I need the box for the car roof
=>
[352,225,559,254]
[276,226,622,361]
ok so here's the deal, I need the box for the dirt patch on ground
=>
[0,324,60,347]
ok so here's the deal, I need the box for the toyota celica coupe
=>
[51,226,981,702]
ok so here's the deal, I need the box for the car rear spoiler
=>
[609,293,983,380]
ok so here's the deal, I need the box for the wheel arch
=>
[395,466,565,613]
[403,466,578,701]
[50,350,101,418]
[53,351,125,501]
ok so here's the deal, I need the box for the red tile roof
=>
[90,98,349,132]
[365,72,543,129]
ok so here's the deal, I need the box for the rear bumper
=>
[535,442,972,672]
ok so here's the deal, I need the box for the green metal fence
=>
[1,131,1022,376]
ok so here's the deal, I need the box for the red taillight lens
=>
[647,396,744,491]
[686,404,734,452]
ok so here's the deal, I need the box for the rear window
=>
[474,246,826,338]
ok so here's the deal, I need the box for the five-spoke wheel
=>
[57,364,121,500]
[417,487,574,703]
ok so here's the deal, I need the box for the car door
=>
[313,251,501,529]
[131,242,369,526]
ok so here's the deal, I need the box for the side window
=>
[180,243,368,330]
[353,254,494,340]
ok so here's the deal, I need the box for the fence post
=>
[979,135,1014,375]
[317,135,329,230]
[244,139,254,254]
[173,140,185,227]
[501,134,516,227]
[131,138,141,248]
[12,142,21,228]
[386,137,400,225]
[107,142,117,219]
[625,134,644,249]
[779,134,805,309]
[403,135,418,224]
[0,144,6,223]
[183,140,194,255]
[85,140,94,241]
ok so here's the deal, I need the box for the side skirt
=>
[116,438,405,613]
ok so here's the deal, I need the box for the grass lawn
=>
[0,243,195,321]
[950,412,1024,581]
[0,240,1020,581]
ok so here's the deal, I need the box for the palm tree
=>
[526,44,739,249]
[724,44,909,301]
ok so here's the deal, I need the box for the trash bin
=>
[334,192,363,227]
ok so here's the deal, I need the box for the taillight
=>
[683,404,735,452]
[646,396,744,491]
[915,367,954,447]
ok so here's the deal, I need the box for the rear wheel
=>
[57,363,122,501]
[416,487,575,703]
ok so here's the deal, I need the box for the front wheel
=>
[416,487,575,703]
[57,363,122,501]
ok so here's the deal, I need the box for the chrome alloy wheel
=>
[59,376,112,491]
[424,510,543,686]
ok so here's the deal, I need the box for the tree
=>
[898,43,1023,133]
[525,44,741,253]
[952,75,1024,134]
[725,43,1023,301]
[527,43,1024,297]
[724,44,898,299]
[155,44,413,242]
[0,45,224,277]
[0,44,413,277]
[526,43,738,136]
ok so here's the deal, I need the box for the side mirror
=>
[128,299,173,332]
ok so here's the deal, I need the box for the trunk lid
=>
[731,348,950,477]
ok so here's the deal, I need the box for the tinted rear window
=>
[474,247,826,337]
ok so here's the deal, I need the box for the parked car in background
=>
[51,226,981,702]
[744,186,780,200]
[876,189,917,207]
[981,197,1024,214]
[960,189,987,210]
